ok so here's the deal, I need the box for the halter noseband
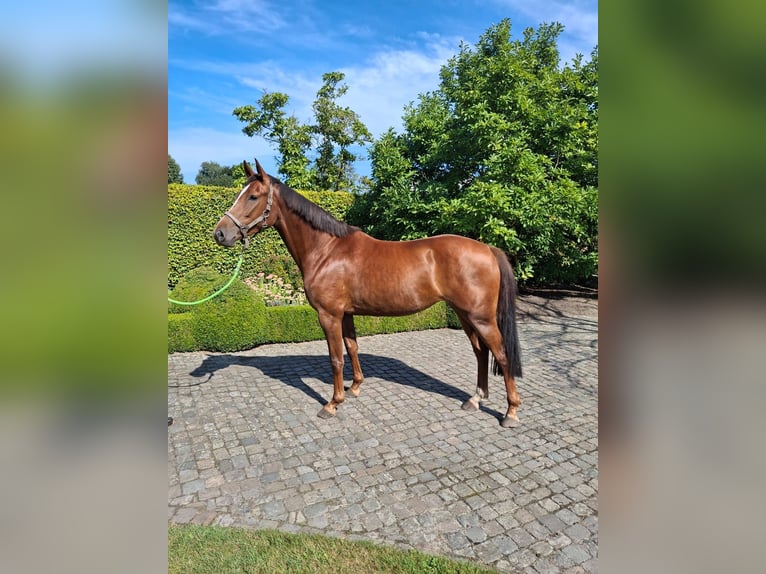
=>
[223,184,274,247]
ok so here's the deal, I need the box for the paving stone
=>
[474,540,502,562]
[565,523,592,543]
[563,543,592,565]
[169,304,598,573]
[465,526,487,544]
[303,502,328,519]
[445,531,470,551]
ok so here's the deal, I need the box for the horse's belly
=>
[350,289,441,317]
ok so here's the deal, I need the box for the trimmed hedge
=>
[168,184,354,288]
[168,267,460,353]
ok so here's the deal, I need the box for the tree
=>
[195,161,234,187]
[311,71,373,191]
[233,92,314,189]
[351,20,598,286]
[233,72,372,192]
[168,154,183,184]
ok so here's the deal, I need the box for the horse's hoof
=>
[317,406,336,419]
[500,415,520,428]
[348,386,361,398]
[461,398,479,411]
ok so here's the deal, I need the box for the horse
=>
[213,159,523,427]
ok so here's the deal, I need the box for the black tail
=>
[490,247,522,378]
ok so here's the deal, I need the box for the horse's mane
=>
[277,181,359,238]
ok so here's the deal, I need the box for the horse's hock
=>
[168,295,598,573]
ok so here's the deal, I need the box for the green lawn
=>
[168,525,499,574]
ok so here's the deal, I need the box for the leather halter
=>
[223,184,274,247]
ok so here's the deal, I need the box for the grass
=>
[168,525,499,574]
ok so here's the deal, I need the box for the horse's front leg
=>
[316,310,346,419]
[343,314,365,397]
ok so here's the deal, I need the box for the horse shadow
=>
[185,352,505,422]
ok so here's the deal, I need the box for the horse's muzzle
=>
[213,222,238,247]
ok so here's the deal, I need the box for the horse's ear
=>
[243,160,255,178]
[254,158,267,180]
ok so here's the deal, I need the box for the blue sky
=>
[169,0,598,183]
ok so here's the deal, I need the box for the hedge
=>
[168,184,354,288]
[168,267,460,353]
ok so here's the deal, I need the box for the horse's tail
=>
[490,247,522,378]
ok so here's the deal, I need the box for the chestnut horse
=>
[213,159,523,427]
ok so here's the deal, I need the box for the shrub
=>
[168,266,230,314]
[168,266,269,352]
[168,313,195,353]
[261,254,305,289]
[189,280,268,352]
[244,273,308,307]
[355,305,450,336]
[264,305,325,343]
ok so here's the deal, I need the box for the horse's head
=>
[213,159,277,247]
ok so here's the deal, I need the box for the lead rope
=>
[167,243,245,306]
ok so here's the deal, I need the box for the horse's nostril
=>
[214,229,224,242]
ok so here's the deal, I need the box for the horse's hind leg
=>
[342,314,365,398]
[471,319,522,427]
[456,311,490,412]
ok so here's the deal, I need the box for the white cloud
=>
[171,36,455,150]
[169,0,284,36]
[340,41,456,136]
[495,0,598,63]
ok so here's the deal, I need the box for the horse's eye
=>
[249,195,257,200]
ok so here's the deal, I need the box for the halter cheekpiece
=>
[223,184,274,247]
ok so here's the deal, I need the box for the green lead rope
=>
[167,250,245,306]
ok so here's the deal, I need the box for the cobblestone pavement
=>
[168,297,598,573]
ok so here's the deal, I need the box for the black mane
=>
[278,182,358,238]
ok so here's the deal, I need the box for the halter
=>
[223,183,274,247]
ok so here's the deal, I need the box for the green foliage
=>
[168,266,268,352]
[262,255,305,289]
[312,71,373,191]
[233,71,371,192]
[168,313,195,353]
[233,92,315,189]
[167,183,354,288]
[195,161,235,187]
[168,266,227,314]
[355,305,451,336]
[168,154,183,184]
[264,305,325,344]
[353,20,598,287]
[245,272,307,307]
[189,281,267,352]
[230,162,247,189]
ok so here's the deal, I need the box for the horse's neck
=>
[273,204,333,276]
